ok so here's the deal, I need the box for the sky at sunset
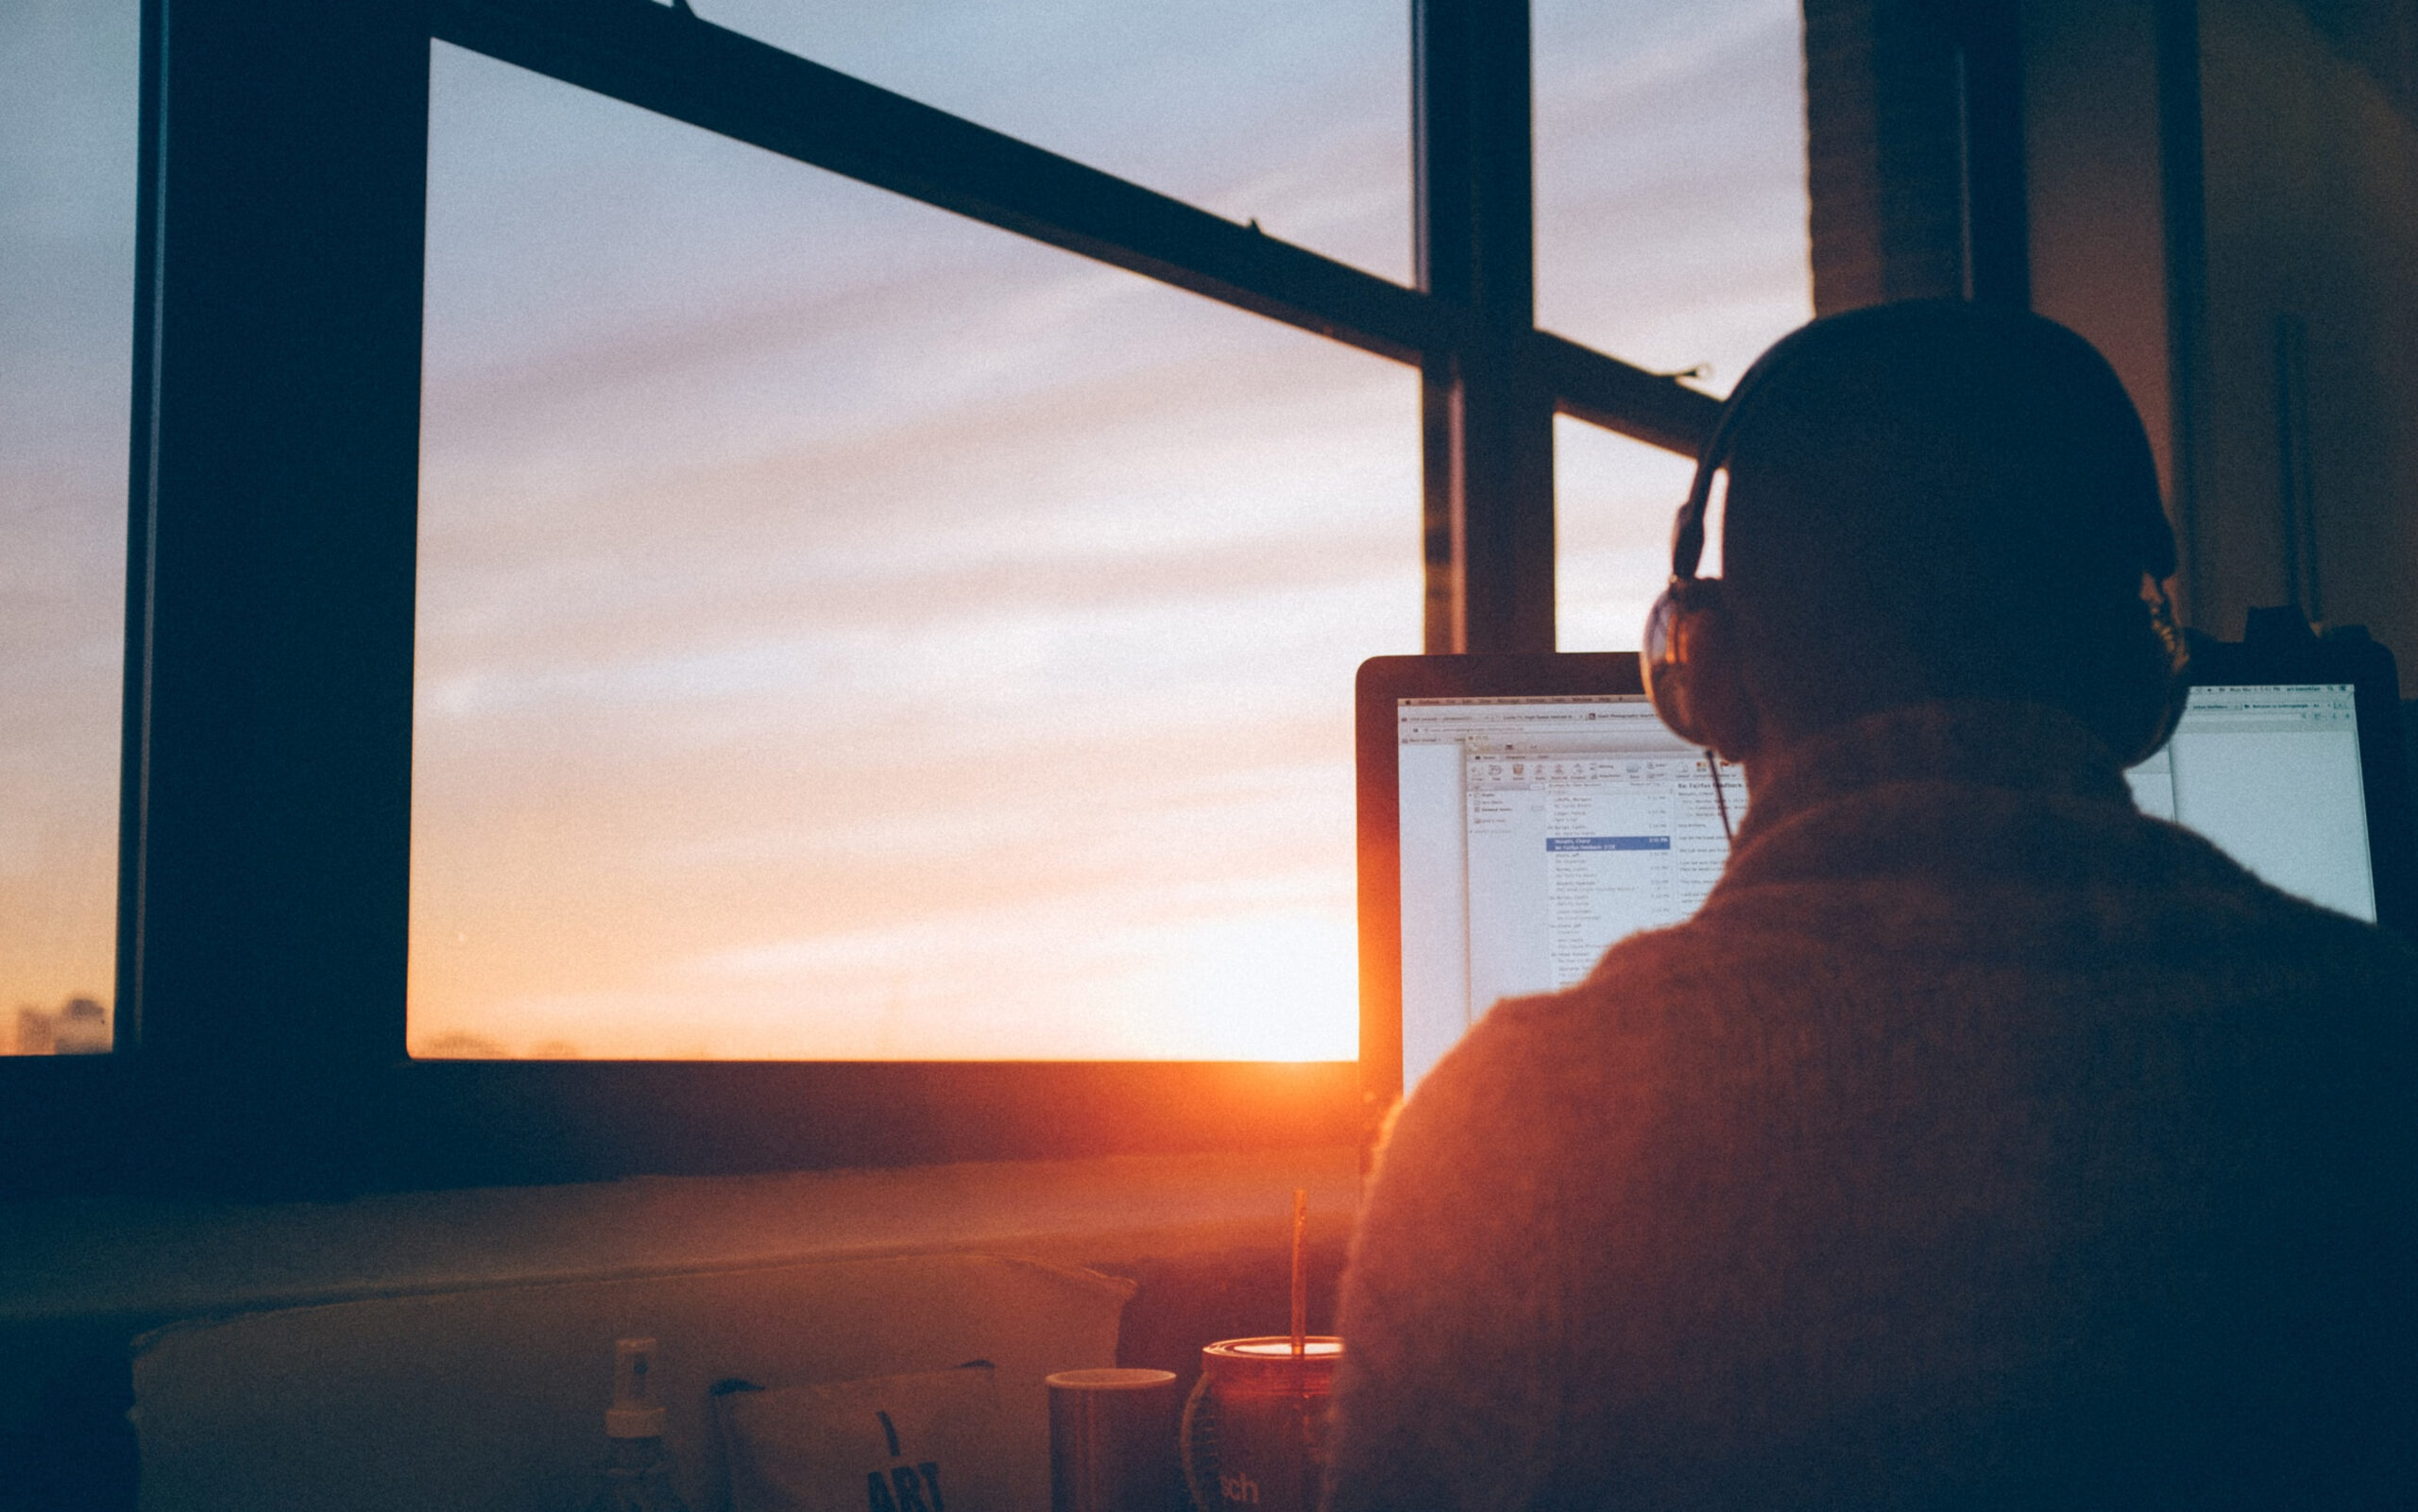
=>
[2,0,1808,1059]
[2,0,137,1049]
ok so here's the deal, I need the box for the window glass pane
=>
[413,45,1417,1061]
[697,0,1410,284]
[1534,0,1812,392]
[1,0,135,1055]
[1556,417,1696,654]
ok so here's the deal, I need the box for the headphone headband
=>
[1669,317,1831,583]
[1668,301,2179,588]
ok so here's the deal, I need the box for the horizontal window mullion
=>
[1538,331,1723,457]
[433,0,1716,464]
[433,0,1442,363]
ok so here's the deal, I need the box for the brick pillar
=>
[1804,0,2029,314]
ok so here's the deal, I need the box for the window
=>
[414,46,1416,1060]
[1555,418,1698,653]
[1534,0,1811,382]
[7,0,1804,1194]
[0,0,137,1057]
[1536,0,1811,652]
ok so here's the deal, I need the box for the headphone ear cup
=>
[1642,584,1704,746]
[1643,578,1754,756]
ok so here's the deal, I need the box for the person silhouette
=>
[1325,300,2418,1511]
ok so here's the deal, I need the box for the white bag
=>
[716,1362,1009,1512]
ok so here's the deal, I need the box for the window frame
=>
[1,0,1719,1199]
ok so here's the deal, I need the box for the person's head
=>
[1641,299,2185,766]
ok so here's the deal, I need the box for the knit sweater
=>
[1326,700,2418,1511]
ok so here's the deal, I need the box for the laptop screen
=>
[2126,683,2375,922]
[1395,693,1745,1090]
[1384,672,2390,1094]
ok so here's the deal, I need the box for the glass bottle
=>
[588,1337,690,1512]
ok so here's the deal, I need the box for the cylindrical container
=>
[1181,1338,1340,1512]
[1047,1368,1181,1512]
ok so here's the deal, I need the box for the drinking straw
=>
[1290,1187,1307,1359]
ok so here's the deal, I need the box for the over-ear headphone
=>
[1639,320,1827,758]
[1640,302,2191,767]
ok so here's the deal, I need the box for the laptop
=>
[1357,636,2413,1101]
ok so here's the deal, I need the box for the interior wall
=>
[2193,0,2418,675]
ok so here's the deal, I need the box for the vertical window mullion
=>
[1414,0,1554,654]
[121,0,427,1189]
